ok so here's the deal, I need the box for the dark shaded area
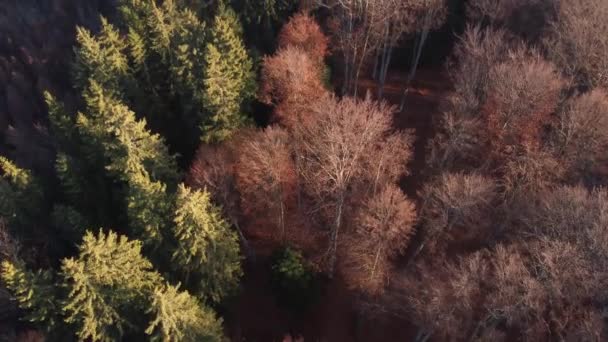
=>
[0,0,114,175]
[393,0,467,70]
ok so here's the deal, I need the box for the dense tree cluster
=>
[1,0,608,340]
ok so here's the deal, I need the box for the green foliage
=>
[61,230,162,341]
[201,4,255,143]
[79,81,178,184]
[6,3,252,339]
[236,0,299,25]
[119,0,208,126]
[0,157,43,231]
[45,91,76,149]
[145,283,224,342]
[73,17,131,97]
[270,248,319,313]
[1,259,61,333]
[51,204,88,243]
[172,184,242,302]
[126,172,172,247]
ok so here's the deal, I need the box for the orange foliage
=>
[259,47,328,128]
[278,12,329,68]
[483,50,564,156]
[340,184,416,295]
[234,126,314,250]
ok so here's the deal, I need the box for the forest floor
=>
[229,67,452,342]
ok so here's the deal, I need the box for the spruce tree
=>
[61,230,161,341]
[145,283,224,342]
[76,82,177,245]
[0,157,43,231]
[201,4,255,142]
[73,18,131,98]
[172,184,242,302]
[119,0,208,156]
[80,80,178,185]
[1,259,61,333]
[46,92,117,233]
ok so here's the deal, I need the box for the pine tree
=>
[1,259,61,333]
[61,230,161,341]
[145,283,224,342]
[201,4,255,143]
[172,184,242,302]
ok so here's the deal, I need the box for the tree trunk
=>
[327,194,345,276]
[406,217,456,267]
[415,329,432,342]
[372,50,380,81]
[279,198,285,242]
[369,245,383,282]
[399,18,431,112]
[378,45,393,99]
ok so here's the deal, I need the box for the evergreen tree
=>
[201,4,255,142]
[79,81,178,184]
[0,157,43,231]
[73,18,131,98]
[76,82,177,245]
[126,171,173,247]
[172,184,242,302]
[46,93,117,232]
[145,283,224,342]
[119,0,208,158]
[61,230,161,341]
[1,259,61,333]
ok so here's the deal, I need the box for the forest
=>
[0,0,607,341]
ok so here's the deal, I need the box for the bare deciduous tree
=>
[188,144,239,225]
[549,89,608,180]
[485,244,546,339]
[466,0,557,42]
[429,27,512,171]
[294,95,410,274]
[234,126,299,246]
[450,26,516,114]
[544,0,608,89]
[398,0,447,111]
[259,46,328,128]
[278,12,330,68]
[416,173,496,258]
[321,0,387,95]
[340,184,416,295]
[187,143,252,254]
[499,146,564,196]
[428,105,484,172]
[484,48,564,155]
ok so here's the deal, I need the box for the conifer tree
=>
[145,283,224,342]
[46,92,117,233]
[76,82,177,245]
[73,18,131,98]
[0,157,43,231]
[79,81,178,185]
[61,230,161,341]
[1,259,61,333]
[172,184,242,302]
[201,4,255,142]
[119,0,208,154]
